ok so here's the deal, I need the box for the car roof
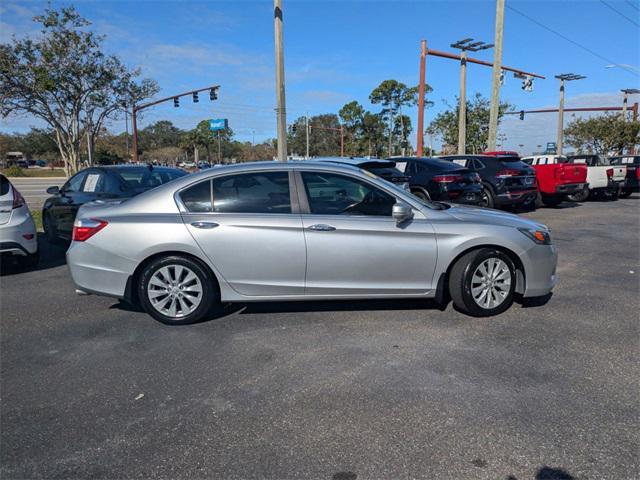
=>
[311,157,396,167]
[96,165,183,171]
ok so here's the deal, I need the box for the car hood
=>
[441,203,547,230]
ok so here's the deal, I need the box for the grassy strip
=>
[30,210,43,232]
[2,167,67,178]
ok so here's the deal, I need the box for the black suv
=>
[609,155,639,198]
[388,157,483,205]
[313,157,409,190]
[438,154,537,209]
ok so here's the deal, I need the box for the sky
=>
[1,0,639,154]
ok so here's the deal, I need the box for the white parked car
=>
[565,154,626,201]
[0,174,38,267]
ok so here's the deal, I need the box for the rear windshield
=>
[0,175,9,196]
[116,168,186,191]
[610,156,640,166]
[498,156,524,163]
[367,166,407,182]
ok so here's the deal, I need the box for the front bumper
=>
[520,243,558,298]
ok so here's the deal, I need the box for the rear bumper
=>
[521,243,558,298]
[495,187,538,205]
[433,185,483,205]
[0,215,38,255]
[66,241,135,298]
[555,182,586,194]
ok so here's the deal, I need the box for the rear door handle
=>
[308,224,336,231]
[191,221,219,229]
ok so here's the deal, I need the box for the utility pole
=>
[340,124,344,157]
[487,0,505,151]
[305,114,310,159]
[621,89,640,120]
[451,38,493,154]
[132,106,138,163]
[274,0,287,162]
[124,108,130,160]
[416,40,427,157]
[555,73,586,155]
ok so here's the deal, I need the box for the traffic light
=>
[522,76,534,92]
[519,110,525,120]
[292,124,297,134]
[209,88,218,101]
[173,97,179,108]
[192,92,199,103]
[499,71,505,86]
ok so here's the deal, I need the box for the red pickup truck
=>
[485,152,588,207]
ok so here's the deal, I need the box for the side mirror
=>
[392,202,413,224]
[46,186,60,195]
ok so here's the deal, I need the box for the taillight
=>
[606,168,613,178]
[11,186,25,209]
[496,169,520,178]
[433,174,463,183]
[636,167,640,180]
[72,218,108,242]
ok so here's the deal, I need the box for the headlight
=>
[518,227,551,245]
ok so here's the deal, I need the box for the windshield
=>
[117,168,186,191]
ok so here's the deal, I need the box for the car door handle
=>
[308,224,336,231]
[191,221,219,229]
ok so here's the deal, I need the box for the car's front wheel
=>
[448,248,516,317]
[138,255,218,325]
[479,186,495,209]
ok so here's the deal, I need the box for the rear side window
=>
[0,175,9,196]
[213,172,291,214]
[181,181,212,212]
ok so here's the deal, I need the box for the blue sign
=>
[209,118,228,131]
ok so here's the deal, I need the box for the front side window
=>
[213,172,291,214]
[63,171,88,192]
[301,171,395,216]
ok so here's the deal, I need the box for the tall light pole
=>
[621,88,640,120]
[451,38,493,154]
[416,40,427,157]
[487,0,505,151]
[274,0,287,162]
[555,73,585,155]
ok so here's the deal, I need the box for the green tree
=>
[0,5,158,175]
[180,120,234,163]
[139,120,183,153]
[288,114,342,157]
[564,114,640,154]
[427,93,511,154]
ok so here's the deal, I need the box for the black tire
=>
[566,186,589,203]
[448,248,516,317]
[479,186,495,209]
[609,187,619,201]
[411,189,430,202]
[541,194,563,207]
[43,212,59,244]
[618,188,632,199]
[138,255,218,325]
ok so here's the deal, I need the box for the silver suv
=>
[67,162,557,324]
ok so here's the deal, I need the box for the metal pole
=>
[305,114,310,159]
[622,92,628,120]
[217,131,221,163]
[458,51,467,155]
[125,110,130,161]
[132,107,139,163]
[417,40,427,157]
[388,109,394,157]
[487,0,505,150]
[274,0,287,162]
[340,124,344,157]
[557,78,565,155]
[86,128,93,166]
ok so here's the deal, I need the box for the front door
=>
[297,170,438,296]
[180,171,306,297]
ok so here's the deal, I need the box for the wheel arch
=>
[124,250,221,305]
[435,244,526,303]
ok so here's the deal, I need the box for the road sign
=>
[209,119,228,131]
[545,142,557,154]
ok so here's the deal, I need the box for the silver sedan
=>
[67,161,557,324]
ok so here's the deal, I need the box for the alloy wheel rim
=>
[147,265,203,318]
[480,191,489,207]
[471,258,511,309]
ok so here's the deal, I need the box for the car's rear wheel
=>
[566,186,589,202]
[138,255,217,325]
[411,189,430,202]
[479,186,495,209]
[618,188,632,199]
[448,248,516,317]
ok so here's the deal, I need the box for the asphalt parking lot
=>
[1,196,638,480]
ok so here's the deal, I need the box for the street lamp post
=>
[555,74,585,155]
[450,38,493,155]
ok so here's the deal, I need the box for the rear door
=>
[48,170,90,237]
[180,170,307,297]
[297,169,437,295]
[0,175,14,225]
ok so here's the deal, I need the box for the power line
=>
[506,4,639,77]
[626,1,640,12]
[600,0,640,27]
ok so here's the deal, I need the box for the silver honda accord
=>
[67,161,557,325]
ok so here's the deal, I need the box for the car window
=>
[97,173,124,193]
[473,159,486,169]
[181,180,213,212]
[301,171,395,216]
[63,171,88,192]
[213,172,291,214]
[451,159,468,167]
[394,161,408,173]
[118,168,186,191]
[82,172,103,192]
[0,175,10,196]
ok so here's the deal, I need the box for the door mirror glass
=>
[392,202,413,224]
[46,186,60,195]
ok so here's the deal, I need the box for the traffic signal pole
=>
[416,40,427,157]
[556,78,565,155]
[487,0,505,151]
[458,51,468,155]
[130,84,220,163]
